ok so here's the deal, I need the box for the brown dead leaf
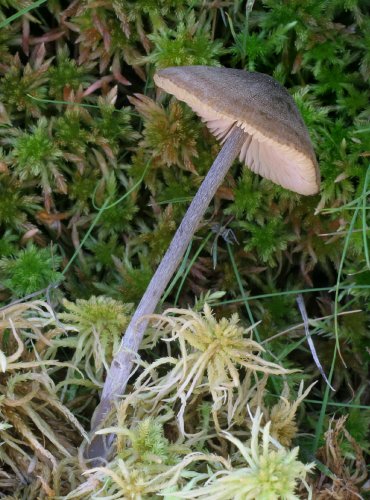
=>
[314,416,368,499]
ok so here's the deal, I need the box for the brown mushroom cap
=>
[154,66,320,195]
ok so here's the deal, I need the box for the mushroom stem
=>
[87,125,247,459]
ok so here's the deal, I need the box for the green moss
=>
[0,54,49,116]
[0,175,40,230]
[94,104,136,153]
[13,119,62,177]
[243,218,292,266]
[0,230,17,257]
[0,2,369,493]
[85,234,120,270]
[54,111,92,154]
[146,11,225,68]
[0,244,63,297]
[48,48,91,97]
[68,170,98,213]
[225,169,264,222]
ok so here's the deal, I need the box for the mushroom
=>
[154,66,319,195]
[88,66,319,458]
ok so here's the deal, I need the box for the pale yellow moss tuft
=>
[174,408,315,499]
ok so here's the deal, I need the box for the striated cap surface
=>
[154,66,320,195]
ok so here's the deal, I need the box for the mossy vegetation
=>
[0,0,369,498]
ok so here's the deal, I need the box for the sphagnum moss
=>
[57,296,132,384]
[0,300,87,491]
[173,409,315,500]
[0,0,369,495]
[132,305,292,434]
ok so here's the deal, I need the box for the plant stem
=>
[87,126,247,460]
